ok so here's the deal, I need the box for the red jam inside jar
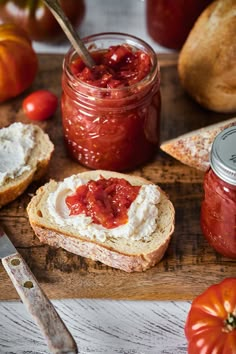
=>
[65,177,141,229]
[201,169,236,258]
[146,0,213,49]
[71,45,152,88]
[200,127,236,259]
[61,33,161,171]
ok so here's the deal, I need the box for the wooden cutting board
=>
[0,53,235,301]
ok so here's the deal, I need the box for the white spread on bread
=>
[0,123,36,185]
[47,174,160,242]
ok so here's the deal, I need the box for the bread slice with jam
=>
[27,170,175,272]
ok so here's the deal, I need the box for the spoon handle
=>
[43,0,95,68]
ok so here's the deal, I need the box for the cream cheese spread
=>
[0,123,35,185]
[47,174,160,243]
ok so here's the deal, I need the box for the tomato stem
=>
[27,0,41,17]
[224,312,236,332]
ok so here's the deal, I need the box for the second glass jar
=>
[61,32,161,171]
[201,126,236,259]
[146,0,213,50]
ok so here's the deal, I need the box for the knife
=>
[0,225,78,354]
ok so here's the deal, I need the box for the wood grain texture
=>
[2,253,78,354]
[0,53,235,301]
[0,299,190,354]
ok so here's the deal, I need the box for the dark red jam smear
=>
[65,177,141,229]
[70,44,152,88]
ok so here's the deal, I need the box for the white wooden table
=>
[0,300,190,353]
[0,1,191,353]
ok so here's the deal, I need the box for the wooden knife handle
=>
[2,253,78,354]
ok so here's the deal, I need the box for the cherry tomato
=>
[23,90,58,121]
[185,278,236,354]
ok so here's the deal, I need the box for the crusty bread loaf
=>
[0,123,54,208]
[27,170,175,272]
[161,117,236,171]
[178,0,236,113]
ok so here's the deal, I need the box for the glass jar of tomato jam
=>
[146,0,213,50]
[61,32,161,171]
[201,126,236,259]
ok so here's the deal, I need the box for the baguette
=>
[27,170,175,272]
[160,117,236,171]
[178,0,236,113]
[0,122,54,208]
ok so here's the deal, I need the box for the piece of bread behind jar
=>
[178,0,236,113]
[161,117,236,171]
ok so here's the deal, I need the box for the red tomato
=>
[23,90,58,121]
[185,278,236,354]
[0,0,85,42]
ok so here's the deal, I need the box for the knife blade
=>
[0,227,16,259]
[0,225,78,354]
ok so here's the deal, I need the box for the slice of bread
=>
[160,117,236,171]
[0,123,54,208]
[27,170,175,272]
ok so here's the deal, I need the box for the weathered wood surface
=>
[2,253,78,353]
[0,53,235,301]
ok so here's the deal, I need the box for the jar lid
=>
[210,126,236,185]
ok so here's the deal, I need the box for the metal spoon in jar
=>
[43,0,95,68]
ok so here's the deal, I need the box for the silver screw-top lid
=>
[210,126,236,186]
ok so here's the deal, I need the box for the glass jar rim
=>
[63,32,159,93]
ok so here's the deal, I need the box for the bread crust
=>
[178,0,236,113]
[161,117,236,171]
[0,124,54,208]
[30,224,172,272]
[27,170,175,272]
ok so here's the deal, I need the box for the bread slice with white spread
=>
[0,122,54,208]
[27,170,175,272]
[160,117,236,171]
